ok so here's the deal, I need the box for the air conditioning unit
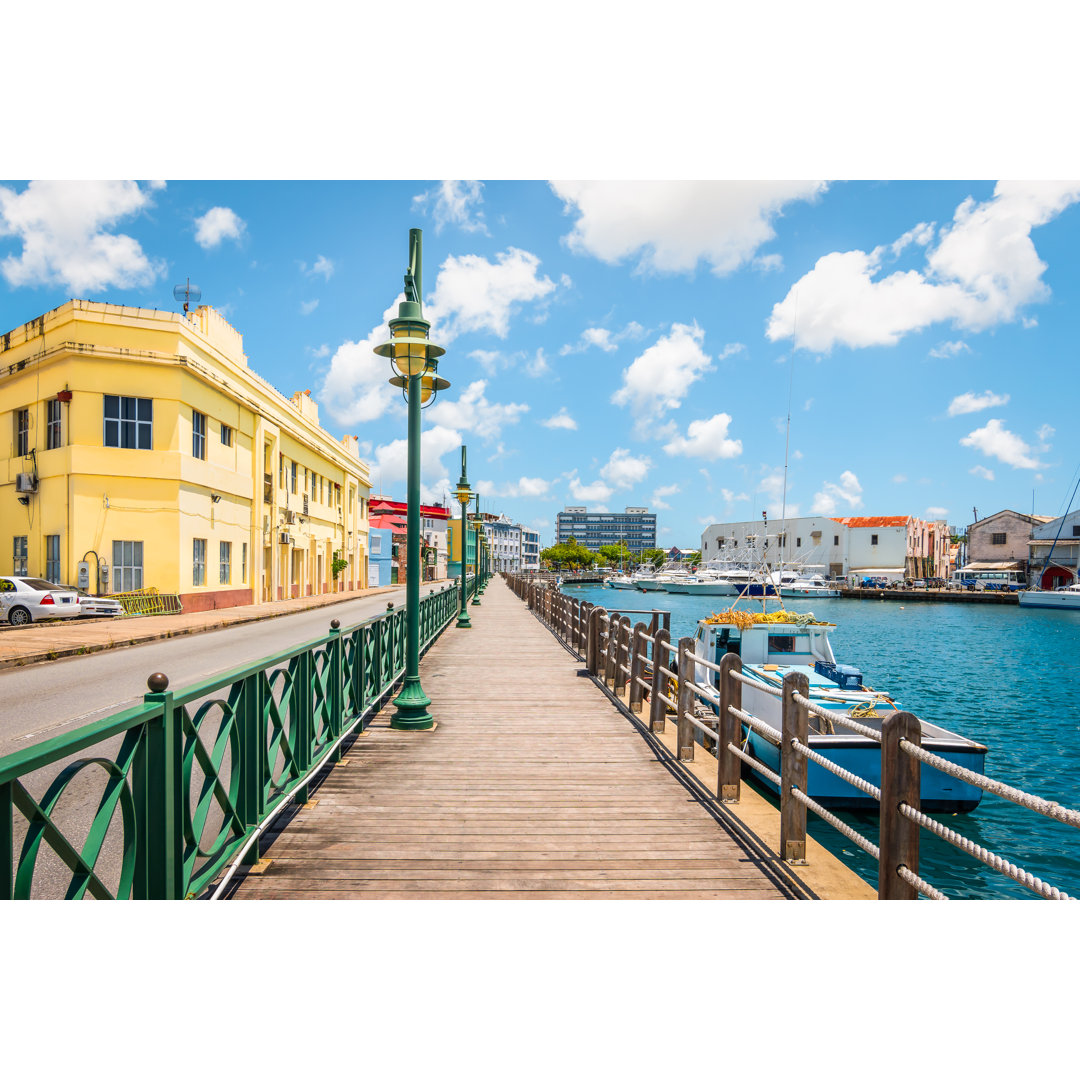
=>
[283,510,295,524]
[279,532,294,545]
[16,473,37,493]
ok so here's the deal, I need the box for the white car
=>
[0,577,83,626]
[57,585,124,617]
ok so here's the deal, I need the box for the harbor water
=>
[565,584,1080,900]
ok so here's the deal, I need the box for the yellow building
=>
[0,300,370,611]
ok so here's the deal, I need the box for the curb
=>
[0,586,404,671]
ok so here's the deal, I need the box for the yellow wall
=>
[0,301,370,608]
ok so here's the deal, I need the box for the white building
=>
[485,514,523,573]
[1029,510,1080,589]
[700,514,944,583]
[520,526,540,572]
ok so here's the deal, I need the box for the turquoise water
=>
[564,584,1080,900]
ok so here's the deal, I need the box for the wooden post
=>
[613,616,630,696]
[780,671,809,863]
[718,653,742,802]
[628,622,647,713]
[879,711,921,900]
[649,628,670,733]
[587,607,606,675]
[677,636,695,761]
[527,581,535,610]
[604,612,619,686]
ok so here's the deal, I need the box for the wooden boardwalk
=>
[233,578,806,899]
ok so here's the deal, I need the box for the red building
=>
[369,498,451,582]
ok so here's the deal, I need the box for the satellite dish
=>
[173,279,202,312]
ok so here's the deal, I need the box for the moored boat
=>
[1018,583,1080,609]
[691,608,986,811]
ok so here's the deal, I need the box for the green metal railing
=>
[0,583,460,900]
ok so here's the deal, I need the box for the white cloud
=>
[969,465,995,480]
[926,507,949,518]
[930,340,971,359]
[194,206,246,249]
[426,247,559,343]
[307,343,330,359]
[559,322,647,355]
[302,255,334,280]
[811,471,864,515]
[612,323,736,429]
[373,423,462,503]
[427,379,528,444]
[652,483,680,510]
[568,472,613,503]
[542,408,577,431]
[551,181,826,275]
[476,477,551,498]
[893,474,907,483]
[753,253,784,273]
[767,182,1080,351]
[525,348,551,378]
[947,389,1010,416]
[412,180,489,235]
[662,413,742,459]
[469,349,505,375]
[0,179,165,291]
[600,448,652,489]
[960,418,1048,469]
[300,299,319,315]
[721,488,751,504]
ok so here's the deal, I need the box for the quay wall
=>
[840,588,1017,604]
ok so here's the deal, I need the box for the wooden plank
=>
[229,577,796,901]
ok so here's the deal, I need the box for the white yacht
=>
[1018,583,1080,610]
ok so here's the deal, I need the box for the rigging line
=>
[1037,469,1080,583]
[779,290,798,580]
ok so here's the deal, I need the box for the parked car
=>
[57,585,124,617]
[0,577,82,626]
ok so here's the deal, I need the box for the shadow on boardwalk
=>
[228,578,813,900]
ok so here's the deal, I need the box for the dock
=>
[230,577,849,899]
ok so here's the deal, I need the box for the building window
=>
[219,541,231,584]
[192,410,206,459]
[291,461,298,494]
[796,537,802,548]
[221,423,233,447]
[13,536,27,575]
[47,399,62,449]
[113,540,144,593]
[241,543,248,583]
[871,534,879,546]
[991,532,1007,545]
[1073,526,1080,538]
[104,395,153,449]
[834,535,840,546]
[45,535,60,582]
[279,453,285,488]
[193,538,206,587]
[15,408,29,456]
[371,534,382,555]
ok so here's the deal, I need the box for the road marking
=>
[17,700,139,741]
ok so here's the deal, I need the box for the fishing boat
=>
[691,607,986,811]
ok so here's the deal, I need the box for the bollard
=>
[676,637,695,761]
[628,622,647,713]
[718,653,742,802]
[780,671,809,864]
[879,711,922,900]
[649,628,671,733]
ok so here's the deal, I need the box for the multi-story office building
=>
[1,300,370,610]
[554,506,657,554]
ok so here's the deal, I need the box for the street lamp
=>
[374,228,447,731]
[470,494,482,606]
[453,445,472,629]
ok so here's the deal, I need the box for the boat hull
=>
[1018,591,1080,609]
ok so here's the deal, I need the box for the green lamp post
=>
[453,446,472,629]
[374,228,449,731]
[470,494,482,606]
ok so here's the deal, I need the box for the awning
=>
[850,567,905,574]
[963,560,1025,570]
[1029,540,1079,547]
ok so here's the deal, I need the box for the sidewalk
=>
[0,584,402,670]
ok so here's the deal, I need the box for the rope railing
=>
[504,573,1080,901]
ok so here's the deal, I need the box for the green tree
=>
[639,547,667,568]
[598,543,632,567]
[540,538,595,569]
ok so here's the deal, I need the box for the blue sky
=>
[3,178,1079,547]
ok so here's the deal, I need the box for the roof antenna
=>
[173,278,201,314]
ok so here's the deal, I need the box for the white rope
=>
[897,802,1073,900]
[725,740,781,787]
[899,739,1080,829]
[730,669,783,697]
[728,705,781,747]
[896,864,949,901]
[790,737,882,800]
[788,786,880,860]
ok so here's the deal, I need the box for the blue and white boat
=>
[692,612,986,812]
